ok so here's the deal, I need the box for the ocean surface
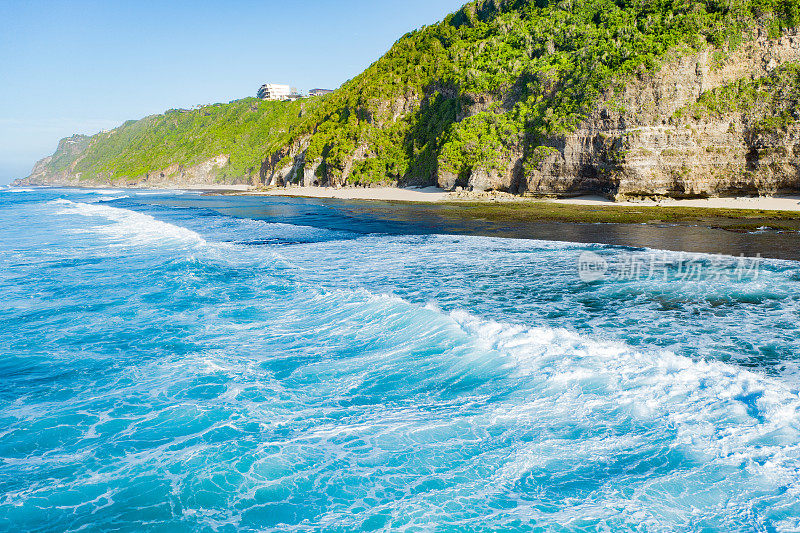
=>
[2,187,800,532]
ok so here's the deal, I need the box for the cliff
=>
[526,31,800,199]
[16,0,800,199]
[258,0,800,199]
[14,98,321,188]
[20,134,92,187]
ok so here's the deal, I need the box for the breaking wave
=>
[0,191,798,530]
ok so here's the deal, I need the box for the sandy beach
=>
[187,183,252,191]
[244,185,450,202]
[244,185,800,212]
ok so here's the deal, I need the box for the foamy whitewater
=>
[2,188,800,531]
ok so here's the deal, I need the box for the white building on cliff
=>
[257,83,292,101]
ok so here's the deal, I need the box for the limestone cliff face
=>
[515,32,800,199]
[132,155,235,188]
[258,138,313,188]
[16,28,800,200]
[255,32,800,200]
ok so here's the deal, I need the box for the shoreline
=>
[5,183,253,192]
[9,184,800,232]
[9,183,800,212]
[549,194,800,212]
[7,183,800,259]
[239,185,449,202]
[223,185,800,238]
[238,185,800,213]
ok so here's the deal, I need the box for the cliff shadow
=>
[401,81,462,187]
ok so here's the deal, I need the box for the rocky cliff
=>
[521,31,800,199]
[17,134,92,187]
[254,0,800,200]
[16,0,800,200]
[14,151,234,189]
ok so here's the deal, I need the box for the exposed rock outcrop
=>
[135,155,235,188]
[263,30,800,200]
[14,135,92,187]
[514,32,800,199]
[468,167,509,192]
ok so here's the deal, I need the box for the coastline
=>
[241,185,450,202]
[549,194,800,212]
[11,182,800,212]
[6,183,253,192]
[228,186,800,234]
[7,183,800,259]
[10,183,800,235]
[228,186,800,239]
[240,185,800,213]
[201,190,800,261]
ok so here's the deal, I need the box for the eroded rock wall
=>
[519,32,800,198]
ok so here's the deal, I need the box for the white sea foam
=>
[6,188,34,193]
[86,189,126,195]
[46,200,306,273]
[130,189,188,196]
[443,307,800,495]
[96,196,130,202]
[194,217,354,245]
[303,288,800,525]
[256,285,800,526]
[331,287,800,446]
[51,199,207,248]
[9,189,800,530]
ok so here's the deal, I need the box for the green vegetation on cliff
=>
[288,0,800,186]
[37,98,322,184]
[676,61,800,134]
[44,135,92,175]
[25,0,800,188]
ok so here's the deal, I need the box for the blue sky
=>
[0,0,466,184]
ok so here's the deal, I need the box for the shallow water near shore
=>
[194,191,800,261]
[2,187,800,531]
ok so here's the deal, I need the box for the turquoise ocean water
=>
[2,187,800,531]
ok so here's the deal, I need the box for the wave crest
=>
[51,199,207,248]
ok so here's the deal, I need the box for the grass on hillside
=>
[52,98,324,183]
